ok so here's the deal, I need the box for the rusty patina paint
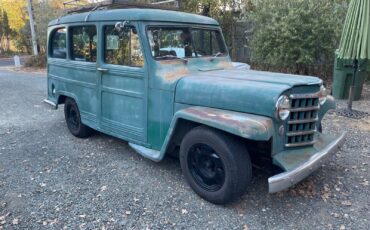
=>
[183,107,273,138]
[215,59,233,69]
[156,60,190,82]
[154,58,233,84]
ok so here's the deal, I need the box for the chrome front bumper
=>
[268,132,346,193]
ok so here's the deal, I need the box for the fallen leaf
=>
[12,218,19,225]
[100,186,107,192]
[125,211,131,215]
[321,184,331,202]
[340,224,346,230]
[181,209,188,215]
[243,224,250,230]
[49,219,58,225]
[341,200,352,206]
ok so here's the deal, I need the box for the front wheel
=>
[179,126,252,204]
[64,98,93,138]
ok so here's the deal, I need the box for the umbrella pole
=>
[347,59,358,110]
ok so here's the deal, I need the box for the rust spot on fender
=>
[183,107,273,138]
[216,60,233,69]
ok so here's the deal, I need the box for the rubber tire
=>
[179,126,252,204]
[64,98,93,138]
[318,122,323,133]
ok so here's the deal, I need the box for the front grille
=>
[285,93,320,147]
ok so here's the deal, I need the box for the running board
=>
[128,143,161,162]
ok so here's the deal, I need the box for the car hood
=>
[175,69,322,117]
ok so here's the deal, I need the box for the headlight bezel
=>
[275,95,291,121]
[319,85,327,105]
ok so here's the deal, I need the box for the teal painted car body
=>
[46,8,344,193]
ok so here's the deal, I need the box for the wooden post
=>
[26,0,38,56]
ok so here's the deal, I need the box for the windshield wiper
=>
[156,55,188,63]
[156,54,178,60]
[213,52,224,57]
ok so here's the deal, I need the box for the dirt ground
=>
[0,70,369,229]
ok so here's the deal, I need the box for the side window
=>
[104,26,144,67]
[71,26,97,62]
[50,28,66,59]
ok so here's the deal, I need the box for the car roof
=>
[48,8,219,26]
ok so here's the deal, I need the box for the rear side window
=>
[50,28,66,59]
[104,25,144,67]
[71,26,97,62]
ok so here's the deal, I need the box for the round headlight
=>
[319,85,327,105]
[276,95,291,120]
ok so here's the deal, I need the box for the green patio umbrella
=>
[337,0,370,113]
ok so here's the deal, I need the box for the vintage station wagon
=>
[45,7,346,204]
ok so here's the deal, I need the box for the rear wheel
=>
[64,98,93,138]
[179,126,252,204]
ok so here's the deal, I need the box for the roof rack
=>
[65,0,179,15]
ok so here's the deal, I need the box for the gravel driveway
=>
[0,70,369,230]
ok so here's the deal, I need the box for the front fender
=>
[319,95,336,124]
[156,106,274,160]
[171,106,274,140]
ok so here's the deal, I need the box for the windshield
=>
[147,27,227,60]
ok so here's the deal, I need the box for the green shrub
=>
[247,0,349,81]
[24,53,47,68]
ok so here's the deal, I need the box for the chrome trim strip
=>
[43,99,57,109]
[286,129,317,137]
[268,132,346,193]
[287,118,318,124]
[285,140,316,147]
[290,92,320,99]
[290,106,320,112]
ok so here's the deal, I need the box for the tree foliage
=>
[0,0,27,54]
[0,0,28,32]
[247,0,349,79]
[179,0,250,54]
[32,0,65,53]
[0,10,12,53]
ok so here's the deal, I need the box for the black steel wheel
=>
[188,143,225,192]
[180,126,252,204]
[64,98,93,138]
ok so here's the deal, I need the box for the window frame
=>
[49,27,67,59]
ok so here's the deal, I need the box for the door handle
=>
[97,67,109,73]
